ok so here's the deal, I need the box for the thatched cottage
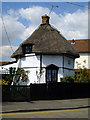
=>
[1,15,79,85]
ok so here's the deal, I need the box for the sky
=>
[0,1,89,61]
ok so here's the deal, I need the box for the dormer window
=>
[71,39,75,44]
[23,44,32,54]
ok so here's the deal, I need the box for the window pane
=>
[46,67,58,83]
[52,70,57,82]
[52,70,54,81]
[25,45,32,53]
[47,70,51,82]
[48,70,51,81]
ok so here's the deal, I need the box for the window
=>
[23,44,32,54]
[71,39,75,44]
[46,64,58,83]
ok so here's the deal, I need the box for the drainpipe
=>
[62,55,64,75]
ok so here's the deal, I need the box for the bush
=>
[0,79,9,85]
[74,68,90,83]
[2,67,29,85]
[61,75,74,83]
[61,68,90,83]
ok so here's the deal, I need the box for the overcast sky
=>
[0,1,89,61]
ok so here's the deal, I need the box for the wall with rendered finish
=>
[42,55,64,82]
[58,68,63,82]
[88,53,90,69]
[42,55,63,67]
[63,56,74,77]
[42,55,74,81]
[74,53,89,69]
[64,56,74,69]
[63,69,74,77]
[20,53,40,68]
[0,54,75,85]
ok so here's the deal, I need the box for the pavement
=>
[1,98,89,113]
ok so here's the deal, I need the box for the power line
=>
[46,2,90,10]
[66,2,90,9]
[46,2,90,17]
[1,16,14,52]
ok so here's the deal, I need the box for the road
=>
[1,108,89,118]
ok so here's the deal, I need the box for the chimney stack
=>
[42,14,50,24]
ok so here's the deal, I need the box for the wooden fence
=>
[2,82,90,101]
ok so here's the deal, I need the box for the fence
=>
[30,82,89,100]
[2,85,30,101]
[2,82,90,101]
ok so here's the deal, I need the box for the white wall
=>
[63,56,74,76]
[88,53,90,69]
[63,69,74,76]
[42,55,63,67]
[42,55,74,81]
[42,55,64,82]
[75,53,90,69]
[58,68,63,82]
[64,56,74,69]
[19,53,40,68]
[0,53,75,85]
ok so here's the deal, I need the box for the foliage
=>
[6,67,16,85]
[13,68,29,85]
[74,68,90,83]
[61,68,90,83]
[36,68,44,83]
[61,75,74,83]
[2,67,29,85]
[0,79,9,85]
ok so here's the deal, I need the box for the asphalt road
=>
[2,98,89,113]
[1,108,88,118]
[1,98,89,119]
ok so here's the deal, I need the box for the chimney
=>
[42,14,50,24]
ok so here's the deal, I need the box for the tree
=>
[74,68,90,83]
[1,67,29,85]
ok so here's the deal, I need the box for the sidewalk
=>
[2,98,89,113]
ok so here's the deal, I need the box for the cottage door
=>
[46,64,58,83]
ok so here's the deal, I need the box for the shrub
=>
[74,68,90,83]
[61,75,74,83]
[2,67,29,85]
[61,68,90,83]
[0,79,9,85]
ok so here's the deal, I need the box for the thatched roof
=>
[11,24,79,58]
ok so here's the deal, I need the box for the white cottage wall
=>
[58,68,63,82]
[20,54,64,84]
[42,55,64,82]
[63,56,74,76]
[20,53,40,68]
[19,53,41,84]
[1,54,75,85]
[42,55,63,67]
[64,56,74,69]
[63,69,74,76]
